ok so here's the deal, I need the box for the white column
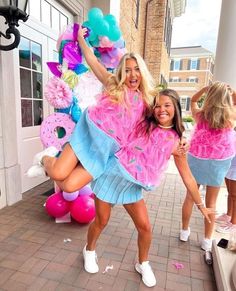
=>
[214,0,236,88]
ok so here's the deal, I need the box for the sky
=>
[171,0,222,54]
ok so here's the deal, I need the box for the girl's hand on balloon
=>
[78,26,88,40]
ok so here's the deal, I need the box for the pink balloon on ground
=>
[45,192,70,218]
[62,191,79,201]
[70,195,95,224]
[79,185,93,196]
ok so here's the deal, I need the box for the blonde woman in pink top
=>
[180,82,236,251]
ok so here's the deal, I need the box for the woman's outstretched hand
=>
[198,206,215,223]
[78,26,88,41]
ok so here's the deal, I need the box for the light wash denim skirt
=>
[69,109,119,179]
[91,157,143,205]
[188,153,233,186]
[226,155,236,181]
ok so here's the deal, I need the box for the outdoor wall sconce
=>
[0,0,29,51]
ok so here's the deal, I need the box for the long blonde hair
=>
[198,81,235,129]
[105,52,156,107]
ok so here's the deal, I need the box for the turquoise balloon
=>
[94,19,109,36]
[104,14,117,26]
[88,30,97,42]
[108,25,121,42]
[82,20,92,29]
[88,7,103,25]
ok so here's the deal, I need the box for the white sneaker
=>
[135,261,156,287]
[216,222,236,234]
[27,165,46,178]
[83,245,99,273]
[215,214,231,224]
[33,146,59,165]
[180,227,190,242]
[201,238,212,251]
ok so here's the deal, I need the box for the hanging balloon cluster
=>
[45,186,95,224]
[40,7,126,152]
[41,8,126,223]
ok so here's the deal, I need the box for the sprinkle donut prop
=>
[40,112,75,151]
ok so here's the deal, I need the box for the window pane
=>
[33,72,42,99]
[42,0,51,27]
[33,100,43,126]
[174,60,180,70]
[30,0,41,21]
[20,69,32,98]
[21,99,33,127]
[32,42,42,71]
[60,13,68,32]
[51,7,60,31]
[190,60,197,70]
[19,37,30,68]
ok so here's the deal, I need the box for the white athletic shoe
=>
[180,227,191,242]
[33,146,59,165]
[135,261,156,287]
[201,238,212,251]
[27,146,59,178]
[27,165,46,177]
[83,245,99,273]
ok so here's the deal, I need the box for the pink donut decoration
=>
[40,112,75,151]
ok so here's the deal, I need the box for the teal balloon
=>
[88,30,97,42]
[88,8,103,25]
[108,25,121,42]
[90,37,100,47]
[94,19,109,36]
[104,14,117,26]
[82,20,92,29]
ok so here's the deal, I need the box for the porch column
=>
[214,0,236,88]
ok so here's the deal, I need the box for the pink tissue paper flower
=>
[44,76,73,109]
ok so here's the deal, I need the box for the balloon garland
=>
[42,8,126,223]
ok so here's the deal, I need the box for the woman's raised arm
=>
[78,27,112,86]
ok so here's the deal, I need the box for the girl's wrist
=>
[195,202,205,209]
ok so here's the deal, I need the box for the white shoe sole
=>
[83,247,99,274]
[135,263,156,287]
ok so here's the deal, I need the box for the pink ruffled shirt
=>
[189,120,236,160]
[116,127,179,188]
[88,89,145,145]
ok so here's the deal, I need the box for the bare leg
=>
[227,178,236,224]
[55,163,93,193]
[225,178,233,217]
[204,186,220,239]
[124,199,151,263]
[86,197,112,251]
[42,144,79,181]
[182,188,198,230]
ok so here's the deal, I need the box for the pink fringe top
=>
[116,127,179,188]
[88,89,145,145]
[88,89,179,188]
[189,120,236,160]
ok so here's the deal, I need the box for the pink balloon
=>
[45,192,70,218]
[70,195,95,224]
[79,185,93,196]
[62,191,79,201]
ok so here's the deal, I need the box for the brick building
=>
[169,46,214,115]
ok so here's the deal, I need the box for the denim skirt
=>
[188,153,233,186]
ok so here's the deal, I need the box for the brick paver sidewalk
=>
[0,172,216,290]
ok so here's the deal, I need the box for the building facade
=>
[0,0,186,208]
[169,46,214,115]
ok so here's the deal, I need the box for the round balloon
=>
[62,191,79,201]
[79,185,93,196]
[70,195,95,224]
[88,8,103,25]
[45,192,70,218]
